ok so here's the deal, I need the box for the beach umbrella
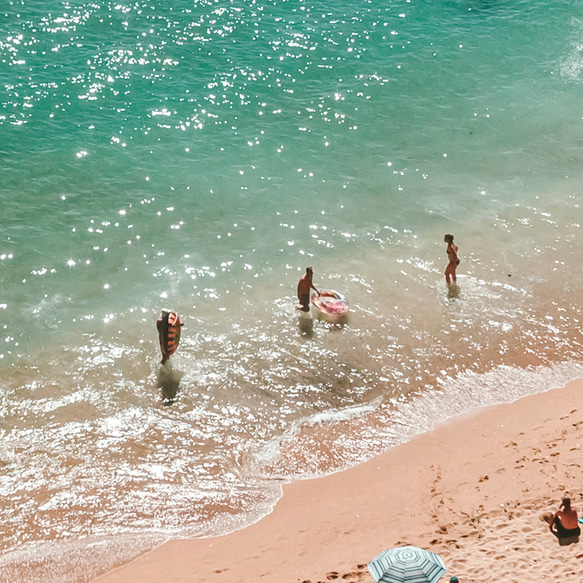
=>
[368,545,446,583]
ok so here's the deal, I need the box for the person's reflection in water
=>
[157,361,183,405]
[447,284,461,300]
[298,311,314,337]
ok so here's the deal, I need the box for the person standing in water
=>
[296,267,320,312]
[444,234,459,286]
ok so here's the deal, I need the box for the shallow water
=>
[2,0,583,580]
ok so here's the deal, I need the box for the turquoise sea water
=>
[2,0,583,580]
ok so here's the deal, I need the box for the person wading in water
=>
[444,234,459,286]
[296,267,320,312]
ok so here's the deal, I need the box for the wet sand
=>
[93,378,583,583]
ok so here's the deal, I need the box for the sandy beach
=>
[93,378,583,583]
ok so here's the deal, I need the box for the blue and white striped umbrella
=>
[368,545,446,583]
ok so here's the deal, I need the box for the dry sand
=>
[93,378,583,583]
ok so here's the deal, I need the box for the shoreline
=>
[92,378,583,583]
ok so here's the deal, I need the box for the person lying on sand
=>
[545,497,581,540]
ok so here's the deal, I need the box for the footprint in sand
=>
[312,564,370,583]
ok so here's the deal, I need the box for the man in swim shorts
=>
[444,233,459,286]
[296,267,320,312]
[549,497,581,540]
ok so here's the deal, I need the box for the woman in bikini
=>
[444,234,459,286]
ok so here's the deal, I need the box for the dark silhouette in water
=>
[157,362,183,405]
[447,283,461,300]
[298,310,314,337]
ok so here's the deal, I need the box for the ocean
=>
[2,0,583,580]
